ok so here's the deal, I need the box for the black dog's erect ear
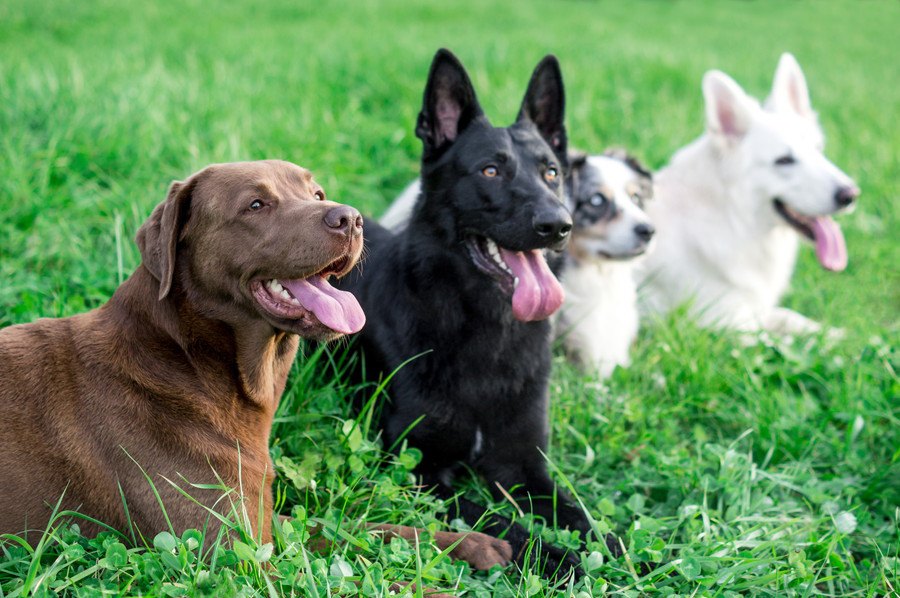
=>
[135,172,199,300]
[517,55,567,163]
[415,49,484,158]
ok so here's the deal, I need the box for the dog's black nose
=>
[324,206,363,237]
[834,185,860,208]
[533,206,573,243]
[634,223,655,242]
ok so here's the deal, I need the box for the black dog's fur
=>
[338,49,591,574]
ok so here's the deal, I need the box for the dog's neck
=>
[103,266,297,416]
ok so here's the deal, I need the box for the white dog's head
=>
[566,149,655,264]
[702,53,859,271]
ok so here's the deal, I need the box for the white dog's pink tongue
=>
[281,277,366,334]
[499,248,565,322]
[811,216,848,272]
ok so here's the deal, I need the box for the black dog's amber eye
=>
[482,165,499,177]
[775,154,796,166]
[544,166,559,182]
[314,190,325,201]
[249,199,264,211]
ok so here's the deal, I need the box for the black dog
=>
[339,49,590,574]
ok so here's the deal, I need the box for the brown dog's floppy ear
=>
[135,175,197,300]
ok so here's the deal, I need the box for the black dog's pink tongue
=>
[499,248,565,322]
[280,276,366,334]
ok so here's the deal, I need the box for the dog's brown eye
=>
[249,199,264,211]
[482,165,499,178]
[775,154,796,166]
[544,166,559,183]
[314,190,325,201]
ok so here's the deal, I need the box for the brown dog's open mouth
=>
[251,259,365,335]
[464,235,564,322]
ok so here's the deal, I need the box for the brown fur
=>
[0,160,364,544]
[0,159,510,583]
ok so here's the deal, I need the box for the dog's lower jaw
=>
[772,198,847,271]
[465,236,516,294]
[464,235,566,322]
[773,198,815,240]
[250,281,341,340]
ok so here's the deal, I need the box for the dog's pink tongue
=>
[280,277,366,334]
[499,248,565,322]
[811,216,848,272]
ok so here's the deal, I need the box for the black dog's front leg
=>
[429,482,582,580]
[511,464,591,533]
[481,458,625,559]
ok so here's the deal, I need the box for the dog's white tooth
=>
[290,296,302,306]
[267,280,278,291]
[514,276,520,288]
[280,289,291,301]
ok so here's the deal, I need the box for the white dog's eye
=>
[589,193,606,206]
[249,199,264,211]
[314,190,325,201]
[774,154,796,166]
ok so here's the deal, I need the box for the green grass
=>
[1,0,898,595]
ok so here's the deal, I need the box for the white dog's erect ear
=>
[702,70,754,141]
[766,53,814,118]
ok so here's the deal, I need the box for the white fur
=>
[381,155,654,380]
[556,259,640,379]
[380,180,420,231]
[556,155,653,379]
[638,54,857,335]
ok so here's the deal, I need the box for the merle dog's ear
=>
[517,55,567,162]
[568,150,588,170]
[415,49,483,157]
[136,171,201,300]
[604,147,653,182]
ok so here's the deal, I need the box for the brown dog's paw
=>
[443,531,513,570]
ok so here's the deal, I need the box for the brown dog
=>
[0,160,510,577]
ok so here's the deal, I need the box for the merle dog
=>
[338,49,593,575]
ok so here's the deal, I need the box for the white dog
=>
[639,53,859,335]
[555,150,654,378]
[381,150,655,379]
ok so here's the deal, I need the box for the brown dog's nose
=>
[324,205,363,237]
